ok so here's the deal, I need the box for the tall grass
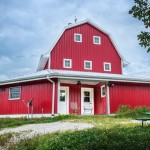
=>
[9,126,150,150]
[0,115,78,129]
[0,133,12,146]
[116,105,150,118]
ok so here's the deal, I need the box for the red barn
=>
[0,19,150,117]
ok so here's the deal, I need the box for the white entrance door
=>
[59,87,69,115]
[81,88,94,115]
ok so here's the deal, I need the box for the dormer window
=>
[104,62,111,71]
[74,33,82,42]
[84,61,92,70]
[93,36,101,44]
[63,59,72,68]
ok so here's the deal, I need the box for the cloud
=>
[0,0,149,78]
[0,56,12,64]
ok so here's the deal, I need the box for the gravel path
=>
[0,122,94,145]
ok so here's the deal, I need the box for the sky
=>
[0,0,150,79]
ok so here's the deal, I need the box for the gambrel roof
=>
[37,19,129,71]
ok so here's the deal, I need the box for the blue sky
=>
[0,0,150,79]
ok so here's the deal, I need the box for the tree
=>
[129,0,150,52]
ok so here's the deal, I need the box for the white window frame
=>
[93,36,101,44]
[74,33,82,42]
[84,61,92,70]
[104,62,111,71]
[9,86,21,100]
[101,85,106,98]
[63,59,72,68]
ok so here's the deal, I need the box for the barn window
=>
[104,62,111,71]
[84,61,92,70]
[63,59,72,68]
[9,86,21,100]
[93,36,101,44]
[74,33,82,42]
[101,85,105,98]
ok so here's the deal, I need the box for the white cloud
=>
[0,0,149,78]
[0,56,12,64]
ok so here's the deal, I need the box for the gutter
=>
[46,76,55,116]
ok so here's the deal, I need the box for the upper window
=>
[101,85,105,98]
[9,86,21,100]
[104,62,111,71]
[93,36,101,44]
[74,33,82,42]
[63,59,72,68]
[84,61,92,70]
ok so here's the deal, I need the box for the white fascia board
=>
[0,77,47,86]
[50,75,150,83]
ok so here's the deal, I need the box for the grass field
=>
[0,106,150,150]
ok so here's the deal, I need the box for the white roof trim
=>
[1,69,150,85]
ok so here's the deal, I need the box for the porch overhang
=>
[1,69,150,86]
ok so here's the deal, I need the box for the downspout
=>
[47,76,55,116]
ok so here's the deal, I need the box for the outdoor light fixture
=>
[77,81,81,85]
[0,88,6,92]
[107,82,114,87]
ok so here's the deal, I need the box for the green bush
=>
[116,105,150,118]
[9,127,150,150]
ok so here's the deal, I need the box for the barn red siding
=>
[50,23,122,74]
[94,83,107,115]
[0,81,53,115]
[109,82,150,113]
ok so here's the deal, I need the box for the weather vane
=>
[75,16,77,23]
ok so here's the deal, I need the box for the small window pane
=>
[76,35,80,41]
[60,90,65,101]
[94,36,101,44]
[64,59,72,68]
[84,91,90,96]
[105,64,109,70]
[84,97,90,102]
[86,62,90,68]
[65,60,70,67]
[95,37,99,43]
[74,34,82,42]
[84,61,92,69]
[10,87,21,99]
[104,63,111,71]
[101,85,105,98]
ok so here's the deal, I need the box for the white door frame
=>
[58,86,69,114]
[81,87,94,115]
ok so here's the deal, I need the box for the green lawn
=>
[5,115,150,150]
[0,106,150,150]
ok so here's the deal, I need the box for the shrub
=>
[116,105,150,118]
